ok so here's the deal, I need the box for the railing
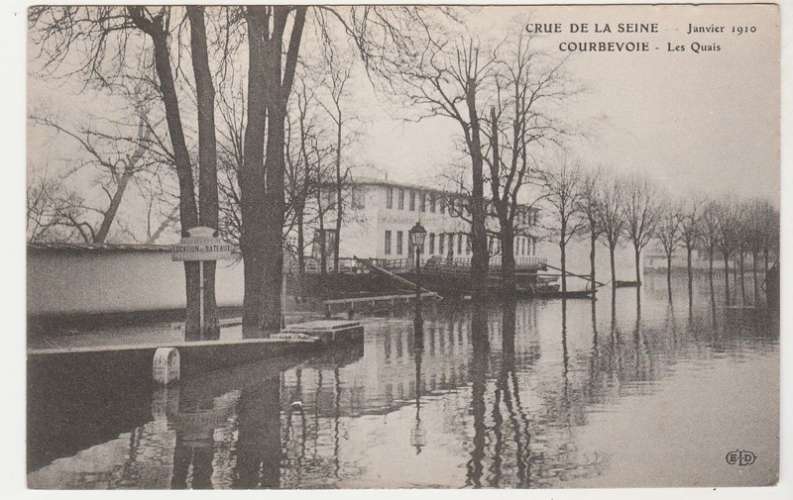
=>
[303,254,548,275]
[303,257,365,274]
[373,254,548,274]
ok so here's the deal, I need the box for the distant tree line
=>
[540,160,779,305]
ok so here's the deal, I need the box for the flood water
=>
[27,271,779,488]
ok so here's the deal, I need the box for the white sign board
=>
[172,226,234,261]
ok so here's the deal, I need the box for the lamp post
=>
[410,346,425,454]
[408,221,427,339]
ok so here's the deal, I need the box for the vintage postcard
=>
[24,1,781,491]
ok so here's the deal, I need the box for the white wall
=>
[28,250,245,315]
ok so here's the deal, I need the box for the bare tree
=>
[623,175,661,285]
[578,168,603,289]
[30,107,156,244]
[26,175,81,242]
[542,154,585,294]
[239,5,445,330]
[678,195,703,306]
[395,36,496,298]
[699,200,722,294]
[484,31,575,292]
[759,201,779,276]
[317,54,357,273]
[285,75,319,279]
[597,177,626,287]
[715,200,738,305]
[185,5,221,337]
[655,197,681,300]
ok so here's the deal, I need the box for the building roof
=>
[351,175,541,212]
[352,175,453,194]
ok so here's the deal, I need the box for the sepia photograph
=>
[17,0,784,492]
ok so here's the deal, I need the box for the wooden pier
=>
[28,319,365,385]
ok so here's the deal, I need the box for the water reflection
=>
[28,272,778,489]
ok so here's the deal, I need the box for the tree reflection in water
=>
[466,299,489,488]
[27,273,777,489]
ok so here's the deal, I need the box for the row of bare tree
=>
[28,5,775,335]
[541,159,779,304]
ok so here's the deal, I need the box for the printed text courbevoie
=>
[558,41,650,52]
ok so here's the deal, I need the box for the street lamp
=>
[410,347,426,454]
[408,221,427,334]
[408,221,427,267]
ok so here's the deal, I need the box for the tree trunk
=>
[500,219,516,294]
[94,170,132,244]
[708,247,714,286]
[466,86,489,300]
[739,249,746,305]
[732,254,739,301]
[634,245,641,285]
[333,111,343,274]
[261,98,287,331]
[560,241,568,294]
[686,245,693,309]
[752,250,759,305]
[240,8,269,334]
[296,203,305,274]
[666,252,672,301]
[318,208,327,284]
[259,6,306,332]
[188,6,220,339]
[609,244,616,286]
[148,26,201,338]
[723,251,730,305]
[589,229,597,292]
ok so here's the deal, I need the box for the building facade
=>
[304,177,543,268]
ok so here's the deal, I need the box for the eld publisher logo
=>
[725,449,757,466]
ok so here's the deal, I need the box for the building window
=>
[430,194,436,213]
[386,187,393,209]
[439,233,445,255]
[429,233,435,254]
[466,234,471,255]
[419,192,426,212]
[458,233,463,254]
[398,189,405,210]
[385,230,392,255]
[397,230,404,255]
[352,187,365,209]
[439,197,446,215]
[409,190,416,211]
[448,233,454,255]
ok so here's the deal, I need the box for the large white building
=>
[305,176,543,268]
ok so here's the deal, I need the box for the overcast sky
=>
[355,4,779,203]
[28,3,780,206]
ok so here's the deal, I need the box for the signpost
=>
[172,227,233,335]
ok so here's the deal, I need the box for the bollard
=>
[153,347,180,386]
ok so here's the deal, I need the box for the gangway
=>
[541,263,607,290]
